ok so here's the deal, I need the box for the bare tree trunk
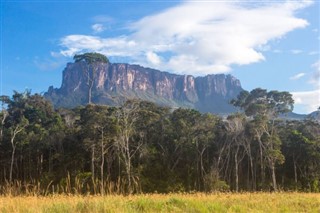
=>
[40,153,43,178]
[293,157,298,190]
[249,154,256,190]
[126,137,132,194]
[259,142,265,188]
[9,124,26,183]
[84,65,95,105]
[3,166,6,182]
[271,161,277,191]
[0,111,6,183]
[245,144,255,191]
[91,146,95,181]
[196,141,200,190]
[88,65,98,105]
[49,149,52,173]
[235,153,239,192]
[199,148,206,191]
[195,140,203,191]
[235,146,240,192]
[115,101,142,194]
[0,110,7,141]
[88,80,93,104]
[100,129,105,195]
[9,145,16,183]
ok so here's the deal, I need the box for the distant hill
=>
[278,111,320,122]
[279,112,307,120]
[44,60,243,114]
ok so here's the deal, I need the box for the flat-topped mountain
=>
[44,60,243,113]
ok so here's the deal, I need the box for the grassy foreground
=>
[0,193,319,213]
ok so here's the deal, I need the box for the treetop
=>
[73,52,109,64]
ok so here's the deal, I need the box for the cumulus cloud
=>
[291,60,320,113]
[290,72,305,80]
[92,24,105,33]
[59,35,137,57]
[58,1,311,75]
[291,49,303,54]
[292,90,320,113]
[146,51,161,65]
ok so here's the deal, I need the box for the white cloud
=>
[308,51,318,55]
[257,45,271,52]
[292,60,320,113]
[59,35,138,57]
[273,49,282,53]
[290,72,305,80]
[92,24,105,33]
[309,60,320,88]
[292,90,320,113]
[291,49,303,54]
[146,51,161,65]
[50,51,62,58]
[311,60,320,71]
[58,1,311,75]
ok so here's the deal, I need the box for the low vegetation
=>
[0,193,319,213]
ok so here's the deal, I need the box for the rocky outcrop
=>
[44,61,243,113]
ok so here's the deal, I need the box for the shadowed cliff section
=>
[44,60,243,114]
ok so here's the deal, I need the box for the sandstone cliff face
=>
[45,61,243,113]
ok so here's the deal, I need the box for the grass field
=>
[0,193,319,213]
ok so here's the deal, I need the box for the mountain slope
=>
[44,61,243,113]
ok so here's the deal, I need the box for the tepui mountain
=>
[44,57,243,114]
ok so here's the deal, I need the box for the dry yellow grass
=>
[0,192,319,213]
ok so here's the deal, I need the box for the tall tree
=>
[224,113,247,192]
[231,88,294,191]
[192,113,218,191]
[73,53,109,104]
[78,104,117,194]
[1,91,30,183]
[114,100,144,194]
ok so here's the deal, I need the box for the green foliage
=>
[0,89,320,194]
[73,52,109,64]
[204,170,230,192]
[231,88,294,117]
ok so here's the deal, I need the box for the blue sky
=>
[1,0,319,114]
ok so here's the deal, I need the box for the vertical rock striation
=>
[45,61,243,113]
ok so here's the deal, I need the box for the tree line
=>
[0,89,319,195]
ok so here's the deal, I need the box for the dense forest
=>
[0,89,319,195]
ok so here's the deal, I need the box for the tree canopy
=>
[231,88,294,117]
[73,52,109,64]
[0,90,319,195]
